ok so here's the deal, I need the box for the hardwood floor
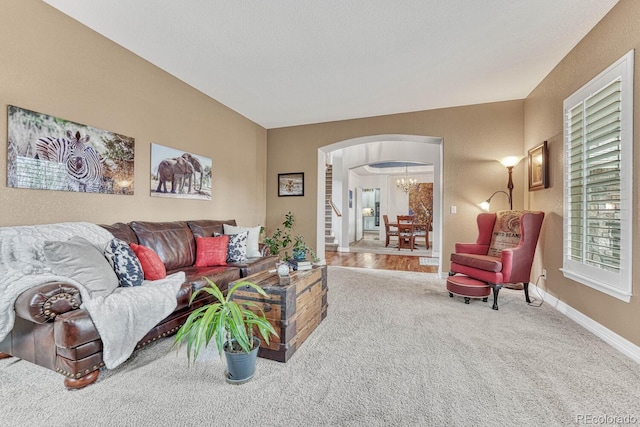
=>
[324,251,439,274]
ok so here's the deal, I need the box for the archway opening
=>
[317,134,443,270]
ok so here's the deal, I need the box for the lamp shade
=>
[499,156,523,168]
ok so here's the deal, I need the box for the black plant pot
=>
[224,337,260,385]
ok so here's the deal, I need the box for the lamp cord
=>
[527,274,545,308]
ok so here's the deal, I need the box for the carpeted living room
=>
[2,267,639,425]
[2,1,640,426]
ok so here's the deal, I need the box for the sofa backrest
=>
[99,222,139,245]
[100,219,243,271]
[187,219,237,238]
[129,221,196,271]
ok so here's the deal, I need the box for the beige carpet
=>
[1,266,639,426]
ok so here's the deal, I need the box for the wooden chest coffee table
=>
[229,265,328,362]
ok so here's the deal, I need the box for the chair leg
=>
[489,284,502,310]
[523,282,531,303]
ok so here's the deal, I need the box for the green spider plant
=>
[173,278,278,364]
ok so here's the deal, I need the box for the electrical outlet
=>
[541,269,547,279]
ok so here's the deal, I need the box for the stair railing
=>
[328,196,342,217]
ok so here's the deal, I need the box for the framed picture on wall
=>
[7,105,135,195]
[150,143,212,200]
[278,172,304,196]
[528,140,549,191]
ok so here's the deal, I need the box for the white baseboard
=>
[531,284,640,364]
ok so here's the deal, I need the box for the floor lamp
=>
[479,156,523,211]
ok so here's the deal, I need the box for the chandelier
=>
[396,164,418,193]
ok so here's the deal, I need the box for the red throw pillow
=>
[130,243,167,280]
[195,235,229,267]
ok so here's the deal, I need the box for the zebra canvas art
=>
[7,106,135,195]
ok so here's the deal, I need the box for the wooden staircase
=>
[325,165,338,252]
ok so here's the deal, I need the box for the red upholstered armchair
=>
[449,210,544,310]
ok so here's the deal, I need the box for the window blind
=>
[562,49,633,302]
[566,79,622,273]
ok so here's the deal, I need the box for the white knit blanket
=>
[83,272,184,368]
[0,222,182,369]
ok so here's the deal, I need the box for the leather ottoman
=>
[447,275,490,305]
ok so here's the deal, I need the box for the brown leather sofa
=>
[0,219,278,389]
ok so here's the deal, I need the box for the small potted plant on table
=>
[173,278,277,384]
[292,235,318,262]
[262,211,318,263]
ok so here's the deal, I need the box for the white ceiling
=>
[42,0,619,129]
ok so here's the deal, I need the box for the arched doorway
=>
[316,134,443,270]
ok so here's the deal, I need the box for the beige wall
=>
[524,0,640,345]
[0,0,267,228]
[267,100,525,271]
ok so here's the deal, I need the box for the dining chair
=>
[396,215,415,251]
[413,216,430,250]
[383,214,399,247]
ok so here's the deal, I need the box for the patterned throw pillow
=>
[223,224,262,258]
[225,231,248,263]
[487,210,524,258]
[129,243,167,280]
[194,235,229,267]
[104,238,144,287]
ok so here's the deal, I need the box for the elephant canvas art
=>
[150,143,212,200]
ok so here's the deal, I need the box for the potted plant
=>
[261,211,294,260]
[262,212,318,262]
[292,235,318,262]
[173,278,278,384]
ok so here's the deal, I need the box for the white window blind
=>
[562,50,633,302]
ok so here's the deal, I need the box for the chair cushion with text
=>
[486,210,525,258]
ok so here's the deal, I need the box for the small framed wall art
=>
[528,140,549,191]
[278,172,304,197]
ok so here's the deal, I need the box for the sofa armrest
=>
[54,308,100,349]
[14,282,83,324]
